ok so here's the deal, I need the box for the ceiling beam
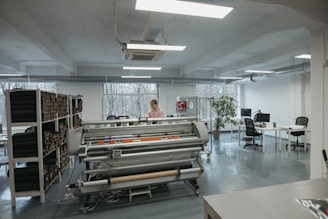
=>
[0,55,27,74]
[0,0,76,75]
[180,1,325,76]
[180,13,301,76]
[217,38,309,76]
[0,55,20,70]
[244,0,328,24]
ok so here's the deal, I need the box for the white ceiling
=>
[0,0,327,83]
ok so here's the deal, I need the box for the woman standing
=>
[146,99,164,118]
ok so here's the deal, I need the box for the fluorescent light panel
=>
[245,70,274,74]
[295,54,311,59]
[0,73,22,77]
[123,66,162,70]
[219,76,243,80]
[136,0,233,19]
[121,75,152,79]
[126,43,186,51]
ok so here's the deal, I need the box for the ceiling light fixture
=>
[121,75,152,79]
[295,54,311,59]
[0,73,22,77]
[244,70,275,74]
[123,66,162,70]
[126,43,186,51]
[219,76,243,80]
[135,0,234,19]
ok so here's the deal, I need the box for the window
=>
[196,83,239,122]
[103,83,158,119]
[0,82,56,127]
[196,83,238,99]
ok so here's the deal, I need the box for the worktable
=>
[203,178,328,219]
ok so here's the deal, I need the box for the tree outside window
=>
[103,83,158,119]
[196,83,239,122]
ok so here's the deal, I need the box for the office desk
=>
[279,126,307,152]
[238,125,281,152]
[203,178,328,219]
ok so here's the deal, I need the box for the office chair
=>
[287,116,309,150]
[106,115,117,120]
[117,115,132,126]
[244,118,262,150]
[117,115,129,119]
[106,115,121,127]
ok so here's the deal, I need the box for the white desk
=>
[203,178,328,219]
[279,125,307,152]
[238,125,281,152]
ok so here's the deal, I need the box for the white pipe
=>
[180,167,202,174]
[83,158,195,174]
[121,147,202,158]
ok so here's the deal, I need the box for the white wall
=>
[310,29,328,179]
[242,73,311,140]
[159,84,196,116]
[57,82,103,121]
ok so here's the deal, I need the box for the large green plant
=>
[210,95,237,130]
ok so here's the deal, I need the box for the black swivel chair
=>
[107,115,117,120]
[287,116,309,150]
[244,118,262,149]
[106,115,121,126]
[118,115,133,126]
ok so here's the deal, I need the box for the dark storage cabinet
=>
[12,132,38,158]
[14,166,40,192]
[10,91,37,123]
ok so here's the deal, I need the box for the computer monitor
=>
[254,113,270,123]
[241,108,252,117]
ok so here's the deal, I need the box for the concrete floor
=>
[0,132,310,219]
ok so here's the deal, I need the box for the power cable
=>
[51,155,79,219]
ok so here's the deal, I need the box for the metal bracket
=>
[112,150,122,158]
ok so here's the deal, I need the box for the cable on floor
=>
[79,190,122,213]
[51,155,79,219]
[57,190,79,204]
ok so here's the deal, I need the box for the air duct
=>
[0,75,227,84]
[234,62,310,84]
[273,62,310,75]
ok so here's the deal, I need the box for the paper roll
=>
[111,170,178,184]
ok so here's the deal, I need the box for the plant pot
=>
[212,130,220,140]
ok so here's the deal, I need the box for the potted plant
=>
[209,95,237,139]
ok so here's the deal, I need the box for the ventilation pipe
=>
[0,75,226,84]
[234,62,310,84]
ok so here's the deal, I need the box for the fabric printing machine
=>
[66,117,208,212]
